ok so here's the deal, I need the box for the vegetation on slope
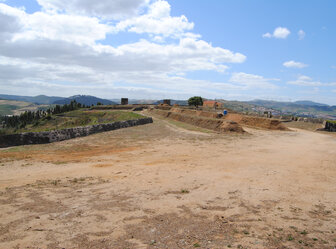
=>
[1,108,144,135]
[0,100,46,116]
[0,104,18,116]
[0,94,64,104]
[53,95,116,106]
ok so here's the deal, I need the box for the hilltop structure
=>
[121,98,128,105]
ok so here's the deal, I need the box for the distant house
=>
[203,100,223,109]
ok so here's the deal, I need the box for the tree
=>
[188,96,203,108]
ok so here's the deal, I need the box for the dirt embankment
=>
[167,107,288,131]
[170,107,222,119]
[222,113,289,130]
[149,109,245,133]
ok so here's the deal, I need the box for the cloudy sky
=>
[0,0,335,104]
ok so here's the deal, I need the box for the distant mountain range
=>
[292,100,329,107]
[1,94,335,119]
[54,95,117,106]
[245,99,336,114]
[0,94,64,104]
[246,99,331,108]
[0,94,117,106]
[216,99,336,119]
[153,99,188,105]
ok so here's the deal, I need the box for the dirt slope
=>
[223,113,289,130]
[149,108,245,133]
[168,107,288,131]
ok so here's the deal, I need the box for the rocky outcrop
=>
[324,121,336,132]
[0,118,153,148]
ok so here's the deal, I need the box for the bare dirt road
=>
[0,115,335,249]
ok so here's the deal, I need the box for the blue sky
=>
[0,0,335,104]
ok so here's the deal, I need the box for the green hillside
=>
[1,109,145,135]
[0,100,45,116]
[0,104,18,116]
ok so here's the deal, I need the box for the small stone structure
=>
[0,117,153,148]
[324,121,336,132]
[163,99,171,106]
[121,98,128,105]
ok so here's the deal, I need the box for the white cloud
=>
[288,76,336,88]
[262,32,272,38]
[36,0,149,19]
[112,0,194,38]
[0,3,111,46]
[287,75,322,86]
[283,60,308,69]
[0,1,248,98]
[229,72,278,89]
[298,29,305,40]
[273,27,290,39]
[0,3,24,40]
[263,27,290,39]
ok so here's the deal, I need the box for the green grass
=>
[287,234,294,241]
[0,104,18,115]
[327,120,336,124]
[1,109,145,134]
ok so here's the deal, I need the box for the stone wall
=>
[324,121,336,132]
[0,117,153,148]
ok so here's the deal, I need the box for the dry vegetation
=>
[0,111,335,249]
[284,121,324,131]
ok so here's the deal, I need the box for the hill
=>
[0,94,63,104]
[215,99,336,119]
[0,100,47,116]
[293,100,329,107]
[53,95,117,106]
[154,99,188,105]
[245,99,336,117]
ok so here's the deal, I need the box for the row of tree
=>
[1,100,86,129]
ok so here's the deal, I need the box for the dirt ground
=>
[0,113,335,249]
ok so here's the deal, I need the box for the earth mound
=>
[149,109,245,133]
[223,113,288,130]
[169,107,288,131]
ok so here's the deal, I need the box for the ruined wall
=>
[0,118,153,148]
[325,121,336,132]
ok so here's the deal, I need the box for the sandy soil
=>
[0,114,335,249]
